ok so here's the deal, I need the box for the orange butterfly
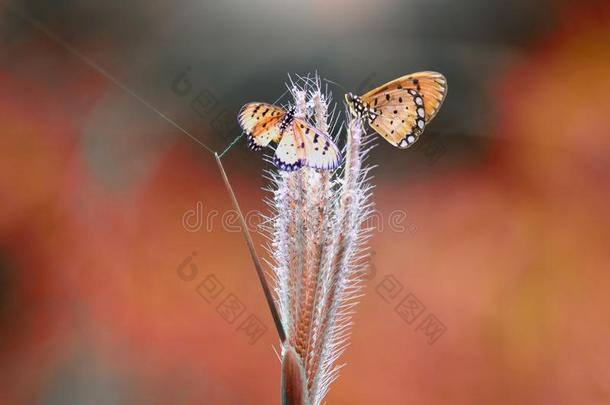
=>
[345,71,447,148]
[238,102,341,171]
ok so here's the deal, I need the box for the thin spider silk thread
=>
[9,2,291,160]
[11,2,288,343]
[7,3,217,155]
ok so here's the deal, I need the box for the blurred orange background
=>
[1,0,609,403]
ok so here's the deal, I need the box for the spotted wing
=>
[362,71,447,121]
[364,88,427,148]
[238,102,285,151]
[273,125,302,171]
[293,118,341,170]
[360,72,447,148]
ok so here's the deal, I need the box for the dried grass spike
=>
[265,73,375,405]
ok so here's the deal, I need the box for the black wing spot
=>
[399,97,403,103]
[393,110,398,114]
[385,94,390,101]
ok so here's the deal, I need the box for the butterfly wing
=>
[293,118,341,170]
[362,71,447,121]
[273,125,303,171]
[360,72,447,148]
[238,102,285,151]
[364,88,427,148]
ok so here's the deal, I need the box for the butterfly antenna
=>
[286,74,294,95]
[323,78,349,94]
[286,73,301,97]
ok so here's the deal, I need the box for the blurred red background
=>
[0,0,609,403]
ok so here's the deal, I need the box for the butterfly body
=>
[238,102,341,171]
[278,106,296,133]
[345,93,378,122]
[345,72,447,149]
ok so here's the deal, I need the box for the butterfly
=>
[345,71,447,148]
[238,102,341,171]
